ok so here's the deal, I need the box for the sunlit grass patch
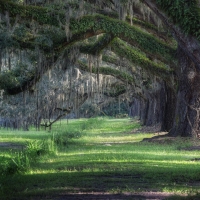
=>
[0,129,49,144]
[0,117,200,199]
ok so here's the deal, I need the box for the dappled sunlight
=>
[1,118,200,198]
[4,166,199,198]
[57,150,198,158]
[0,129,50,144]
[32,150,200,177]
[72,133,155,144]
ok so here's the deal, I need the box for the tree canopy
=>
[1,0,200,137]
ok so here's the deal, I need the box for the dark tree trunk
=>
[140,98,149,125]
[130,81,176,132]
[169,47,200,137]
[160,83,176,132]
[145,93,160,126]
[145,94,154,126]
[129,98,141,118]
[142,0,200,138]
[129,97,148,124]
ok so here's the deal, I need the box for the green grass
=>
[0,117,200,199]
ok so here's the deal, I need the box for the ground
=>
[0,138,190,200]
[0,121,200,200]
[39,191,179,200]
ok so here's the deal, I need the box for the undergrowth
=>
[0,139,56,176]
[52,117,106,146]
[0,118,104,175]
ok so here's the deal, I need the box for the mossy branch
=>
[0,0,175,62]
[110,38,172,80]
[0,0,61,26]
[77,61,135,85]
[154,0,200,40]
[80,34,114,55]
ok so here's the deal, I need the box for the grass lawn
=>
[0,117,200,199]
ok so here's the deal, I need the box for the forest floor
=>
[0,118,200,200]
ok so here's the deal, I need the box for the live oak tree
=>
[142,0,200,137]
[0,0,200,137]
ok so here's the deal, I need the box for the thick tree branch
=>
[0,0,175,62]
[77,61,135,86]
[142,0,200,72]
[110,38,172,81]
[80,33,115,55]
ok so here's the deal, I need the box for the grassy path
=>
[0,118,200,199]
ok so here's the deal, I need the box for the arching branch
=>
[142,0,200,72]
[77,61,135,86]
[80,33,115,55]
[0,1,175,62]
[0,0,176,95]
[110,38,172,81]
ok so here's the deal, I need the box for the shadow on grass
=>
[7,192,177,200]
[1,168,199,200]
[166,194,200,200]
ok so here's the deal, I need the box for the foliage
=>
[115,113,128,118]
[80,117,106,130]
[69,14,175,61]
[46,119,104,147]
[0,1,175,59]
[0,0,199,137]
[25,139,56,158]
[0,63,34,92]
[0,0,177,133]
[78,60,135,85]
[0,139,56,176]
[79,102,101,118]
[0,0,60,26]
[0,32,18,49]
[101,101,128,117]
[0,152,30,175]
[155,0,200,39]
[80,34,114,55]
[110,38,172,79]
[53,130,82,147]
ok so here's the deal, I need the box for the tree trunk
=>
[130,81,176,132]
[160,84,176,132]
[140,98,149,125]
[169,47,200,137]
[142,0,200,137]
[129,97,141,118]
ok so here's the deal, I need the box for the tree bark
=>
[169,47,200,137]
[142,0,200,71]
[160,84,176,132]
[142,0,200,137]
[130,81,176,132]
